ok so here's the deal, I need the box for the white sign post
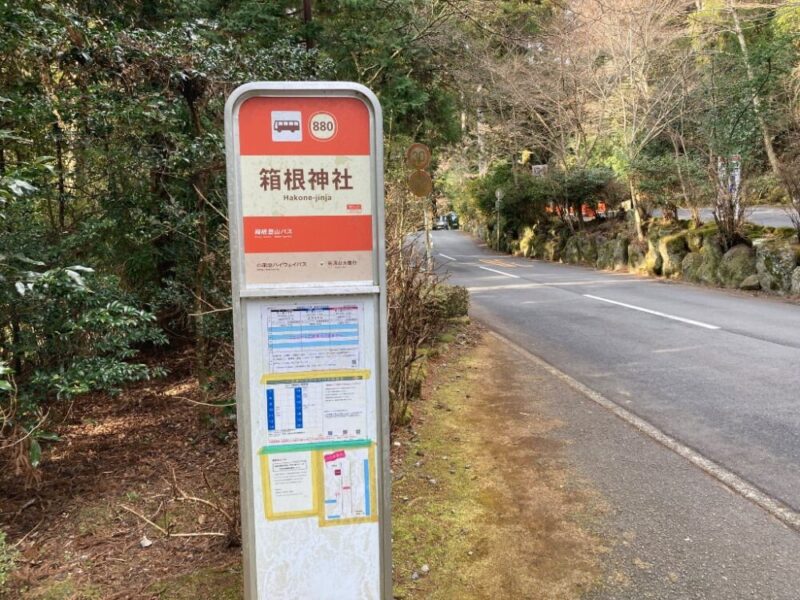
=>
[224,82,390,599]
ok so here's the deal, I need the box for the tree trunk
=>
[9,304,22,376]
[303,0,314,50]
[54,122,66,233]
[728,2,782,178]
[193,174,210,401]
[670,134,699,226]
[628,179,644,241]
[184,93,211,401]
[476,96,487,176]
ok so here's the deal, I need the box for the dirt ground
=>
[391,322,609,599]
[0,351,243,599]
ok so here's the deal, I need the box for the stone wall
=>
[510,223,800,296]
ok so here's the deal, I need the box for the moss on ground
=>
[392,351,484,599]
[145,565,242,599]
[26,579,103,600]
[392,326,607,599]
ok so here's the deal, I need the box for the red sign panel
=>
[236,96,375,285]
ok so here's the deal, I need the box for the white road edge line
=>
[478,265,521,279]
[439,253,456,261]
[487,328,800,532]
[583,294,720,330]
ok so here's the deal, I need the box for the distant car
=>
[446,212,459,229]
[433,215,449,230]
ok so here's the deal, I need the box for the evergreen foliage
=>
[0,0,463,472]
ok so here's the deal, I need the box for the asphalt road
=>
[653,205,797,228]
[431,229,800,597]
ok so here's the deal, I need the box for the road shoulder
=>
[391,323,608,599]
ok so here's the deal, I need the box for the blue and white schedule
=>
[264,304,363,374]
[261,371,369,445]
[259,303,370,446]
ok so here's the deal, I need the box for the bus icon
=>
[271,111,302,142]
[274,120,300,133]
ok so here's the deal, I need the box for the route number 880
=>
[309,112,337,141]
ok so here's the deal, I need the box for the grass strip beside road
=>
[391,323,608,599]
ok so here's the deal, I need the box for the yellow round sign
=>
[406,143,431,170]
[408,169,433,197]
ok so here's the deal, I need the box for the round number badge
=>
[309,112,337,141]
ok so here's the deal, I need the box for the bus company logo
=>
[254,227,293,239]
[271,111,302,142]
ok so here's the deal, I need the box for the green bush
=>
[430,284,470,319]
[467,161,554,239]
[746,173,789,206]
[1,258,166,473]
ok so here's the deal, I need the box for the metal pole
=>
[495,199,501,251]
[495,188,504,251]
[424,203,433,271]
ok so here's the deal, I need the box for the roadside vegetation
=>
[440,1,800,295]
[0,0,463,481]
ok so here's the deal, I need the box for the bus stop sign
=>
[225,82,390,600]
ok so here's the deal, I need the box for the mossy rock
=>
[740,274,761,291]
[754,238,797,293]
[681,252,704,283]
[628,241,648,273]
[543,237,564,262]
[519,227,536,257]
[577,235,598,264]
[718,244,757,289]
[612,236,629,270]
[686,223,717,252]
[646,224,664,243]
[697,241,723,286]
[698,223,719,244]
[531,233,548,259]
[742,223,771,240]
[596,238,615,270]
[687,230,704,252]
[658,232,688,278]
[563,236,582,264]
[645,239,663,276]
[791,266,800,295]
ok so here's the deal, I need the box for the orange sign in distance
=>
[408,169,433,197]
[405,143,431,170]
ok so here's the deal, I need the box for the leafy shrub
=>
[746,173,789,206]
[430,284,469,319]
[1,257,166,478]
[385,182,469,429]
[468,161,554,242]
